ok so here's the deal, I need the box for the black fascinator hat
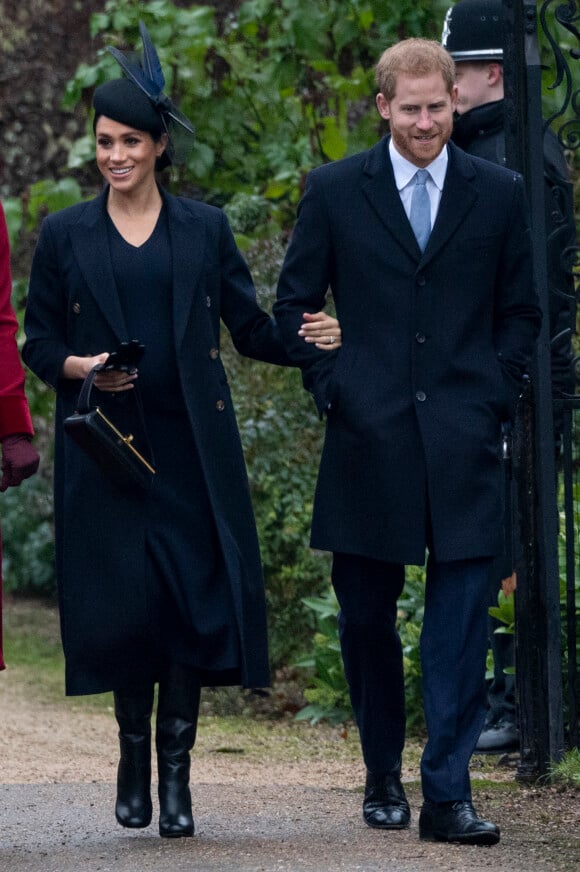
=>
[93,21,195,168]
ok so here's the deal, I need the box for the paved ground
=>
[1,600,578,872]
[1,778,578,872]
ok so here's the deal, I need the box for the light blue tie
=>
[409,169,431,252]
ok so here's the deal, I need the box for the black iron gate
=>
[503,0,579,777]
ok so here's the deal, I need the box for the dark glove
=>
[0,434,40,492]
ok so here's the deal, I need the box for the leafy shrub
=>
[489,590,515,636]
[398,565,426,734]
[225,238,332,667]
[223,193,271,236]
[61,0,442,217]
[1,472,55,597]
[295,587,352,726]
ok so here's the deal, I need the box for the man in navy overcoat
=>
[274,38,541,846]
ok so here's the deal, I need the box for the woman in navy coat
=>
[23,49,340,837]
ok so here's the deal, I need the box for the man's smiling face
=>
[376,71,458,167]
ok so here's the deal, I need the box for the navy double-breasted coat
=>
[274,138,541,565]
[23,187,289,695]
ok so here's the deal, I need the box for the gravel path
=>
[1,780,572,872]
[1,672,578,872]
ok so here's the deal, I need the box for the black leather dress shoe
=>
[475,719,519,753]
[419,800,500,845]
[363,770,410,829]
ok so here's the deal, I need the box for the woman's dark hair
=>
[93,78,171,171]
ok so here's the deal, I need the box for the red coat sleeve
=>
[0,202,35,670]
[0,203,33,440]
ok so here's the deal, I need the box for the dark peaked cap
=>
[442,0,504,61]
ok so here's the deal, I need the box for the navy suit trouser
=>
[331,552,492,803]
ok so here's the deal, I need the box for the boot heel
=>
[115,736,153,828]
[158,756,194,837]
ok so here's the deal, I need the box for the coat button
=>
[216,400,225,412]
[415,332,426,344]
[416,390,427,402]
[72,302,81,314]
[416,275,426,287]
[206,296,212,307]
[209,347,219,360]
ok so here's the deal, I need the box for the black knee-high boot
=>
[114,684,155,828]
[156,663,201,838]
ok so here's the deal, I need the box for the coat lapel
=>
[421,142,478,265]
[69,188,206,351]
[361,138,479,265]
[362,138,420,262]
[162,190,206,351]
[69,188,127,342]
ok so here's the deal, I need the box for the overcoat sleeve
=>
[21,216,73,392]
[492,174,543,407]
[217,211,293,368]
[273,169,337,416]
[0,203,33,439]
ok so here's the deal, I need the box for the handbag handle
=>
[75,365,105,414]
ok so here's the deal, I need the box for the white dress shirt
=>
[389,138,448,229]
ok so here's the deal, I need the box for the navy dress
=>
[107,208,240,678]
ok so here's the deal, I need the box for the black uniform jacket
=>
[274,138,542,565]
[23,186,289,695]
[453,99,577,395]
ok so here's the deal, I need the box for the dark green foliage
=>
[225,238,332,666]
[489,590,515,636]
[235,361,331,667]
[295,587,352,725]
[61,0,444,216]
[223,193,271,236]
[1,474,55,596]
[398,565,426,733]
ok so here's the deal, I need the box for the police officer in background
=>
[442,0,577,753]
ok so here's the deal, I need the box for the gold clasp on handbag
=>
[95,408,156,475]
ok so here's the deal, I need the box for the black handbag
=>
[64,366,155,492]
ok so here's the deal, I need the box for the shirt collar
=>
[389,137,449,192]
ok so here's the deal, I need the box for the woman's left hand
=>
[298,311,342,351]
[93,362,138,394]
